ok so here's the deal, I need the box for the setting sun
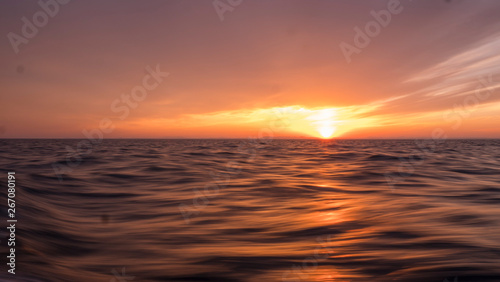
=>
[131,105,382,139]
[318,126,335,138]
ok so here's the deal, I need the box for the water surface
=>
[0,139,499,282]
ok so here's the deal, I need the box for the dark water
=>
[1,139,500,282]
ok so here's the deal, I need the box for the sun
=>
[318,126,335,138]
[258,106,344,138]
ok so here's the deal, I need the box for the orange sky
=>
[1,0,499,138]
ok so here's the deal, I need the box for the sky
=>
[1,0,500,138]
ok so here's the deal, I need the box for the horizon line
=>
[1,137,499,140]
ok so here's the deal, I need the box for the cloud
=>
[406,32,500,98]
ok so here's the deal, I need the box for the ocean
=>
[0,139,499,282]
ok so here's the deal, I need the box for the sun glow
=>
[146,105,379,138]
[306,108,338,138]
[318,126,336,138]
